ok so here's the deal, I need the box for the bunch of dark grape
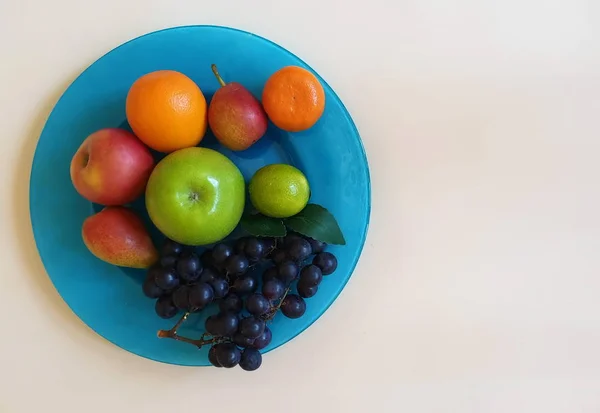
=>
[146,233,338,371]
[142,239,228,318]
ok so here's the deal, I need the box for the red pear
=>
[208,64,268,151]
[82,206,158,269]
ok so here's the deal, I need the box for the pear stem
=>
[211,64,226,87]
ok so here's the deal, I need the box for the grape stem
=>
[262,286,292,321]
[157,312,226,348]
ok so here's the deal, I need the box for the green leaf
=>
[285,204,346,245]
[241,214,287,237]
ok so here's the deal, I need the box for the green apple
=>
[145,147,245,246]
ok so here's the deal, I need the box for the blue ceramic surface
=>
[29,25,370,366]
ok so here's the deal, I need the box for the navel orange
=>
[262,66,325,132]
[126,70,207,153]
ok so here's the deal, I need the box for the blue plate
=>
[30,25,370,366]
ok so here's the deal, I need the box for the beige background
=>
[2,0,600,412]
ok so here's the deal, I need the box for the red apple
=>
[70,128,155,205]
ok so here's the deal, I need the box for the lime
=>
[249,164,310,218]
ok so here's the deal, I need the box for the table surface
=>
[2,1,600,412]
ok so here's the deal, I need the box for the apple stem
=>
[211,64,226,87]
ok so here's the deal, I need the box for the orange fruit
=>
[126,70,207,153]
[262,66,325,132]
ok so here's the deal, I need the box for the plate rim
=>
[29,24,372,366]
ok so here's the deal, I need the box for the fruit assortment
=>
[69,62,344,371]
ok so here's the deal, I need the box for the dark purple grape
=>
[313,252,338,275]
[233,332,255,348]
[287,238,312,262]
[161,239,183,257]
[213,343,241,368]
[271,249,288,265]
[198,267,219,284]
[172,285,191,310]
[147,264,162,278]
[299,264,323,286]
[239,316,266,339]
[232,276,257,296]
[176,252,202,282]
[208,345,222,367]
[240,348,262,371]
[204,312,239,337]
[212,243,233,264]
[252,327,272,350]
[306,238,326,254]
[297,283,318,298]
[219,293,243,313]
[281,294,306,319]
[234,237,248,254]
[277,261,299,285]
[143,272,164,298]
[225,254,249,276]
[214,311,239,337]
[155,296,178,319]
[159,254,178,269]
[244,238,265,261]
[205,315,220,336]
[200,250,214,267]
[262,237,276,253]
[246,293,271,316]
[189,283,214,309]
[262,279,285,301]
[209,278,229,299]
[262,267,278,283]
[154,267,179,290]
[284,233,303,247]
